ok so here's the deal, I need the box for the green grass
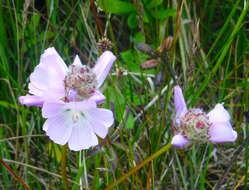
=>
[0,0,249,189]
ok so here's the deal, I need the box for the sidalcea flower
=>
[19,47,116,106]
[19,47,116,150]
[42,100,113,151]
[171,86,237,147]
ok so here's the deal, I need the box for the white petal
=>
[72,55,82,66]
[65,100,97,111]
[44,113,73,146]
[207,104,230,123]
[42,101,65,118]
[209,122,237,143]
[171,134,189,147]
[68,117,98,151]
[93,51,116,88]
[85,108,114,128]
[85,108,113,138]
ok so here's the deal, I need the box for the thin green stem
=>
[83,150,89,189]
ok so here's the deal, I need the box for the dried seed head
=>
[157,36,174,54]
[97,37,112,52]
[140,59,160,70]
[64,64,97,101]
[174,109,211,142]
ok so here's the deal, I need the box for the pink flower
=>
[171,86,237,147]
[19,47,116,151]
[19,47,116,106]
[42,100,114,151]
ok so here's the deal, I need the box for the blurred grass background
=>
[0,0,248,189]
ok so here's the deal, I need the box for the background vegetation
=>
[0,0,248,189]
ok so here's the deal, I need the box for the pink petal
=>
[42,101,65,118]
[72,55,82,66]
[86,108,114,128]
[88,90,106,104]
[207,104,230,123]
[209,122,237,143]
[65,100,97,110]
[85,108,114,138]
[18,95,43,107]
[68,118,98,151]
[171,134,189,147]
[93,51,116,88]
[28,47,67,99]
[174,86,187,117]
[44,113,73,145]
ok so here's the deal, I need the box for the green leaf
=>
[126,113,135,129]
[147,0,163,9]
[151,9,176,19]
[134,32,145,44]
[98,0,136,14]
[127,13,138,29]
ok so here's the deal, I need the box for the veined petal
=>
[44,112,73,145]
[88,90,106,104]
[42,101,65,118]
[85,108,114,138]
[65,100,97,110]
[18,95,43,107]
[86,108,114,128]
[174,86,187,117]
[93,51,116,88]
[28,47,67,99]
[171,134,189,147]
[68,117,98,151]
[207,104,230,123]
[209,122,237,143]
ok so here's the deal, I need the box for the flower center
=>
[64,65,97,101]
[175,109,211,142]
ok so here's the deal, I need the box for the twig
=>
[213,135,249,190]
[0,159,31,190]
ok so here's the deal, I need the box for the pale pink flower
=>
[19,47,116,151]
[171,86,237,147]
[42,100,113,151]
[19,47,116,106]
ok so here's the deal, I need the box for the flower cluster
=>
[171,86,237,147]
[19,47,116,151]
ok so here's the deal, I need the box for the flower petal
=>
[65,100,97,110]
[72,55,82,66]
[171,134,189,147]
[85,108,114,138]
[88,90,106,104]
[28,47,67,99]
[44,113,73,145]
[68,118,98,151]
[42,101,65,118]
[174,86,187,117]
[209,122,237,143]
[18,95,43,107]
[93,51,116,88]
[86,108,114,128]
[207,104,230,123]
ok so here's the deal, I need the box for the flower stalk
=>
[104,143,172,190]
